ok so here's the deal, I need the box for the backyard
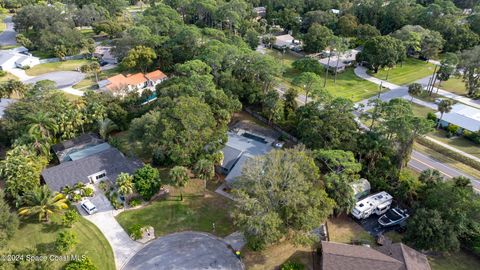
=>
[265,48,382,102]
[370,58,435,86]
[2,213,115,270]
[25,59,93,76]
[116,187,235,238]
[430,251,480,270]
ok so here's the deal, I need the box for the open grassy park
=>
[25,59,93,76]
[370,58,435,86]
[2,214,115,270]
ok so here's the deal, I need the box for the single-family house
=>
[219,131,273,186]
[321,241,431,270]
[93,46,118,64]
[0,98,17,118]
[435,103,480,133]
[0,47,40,71]
[42,134,143,192]
[318,48,360,73]
[273,34,302,52]
[15,55,40,69]
[99,69,168,96]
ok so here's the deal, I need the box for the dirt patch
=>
[327,214,375,245]
[243,241,315,270]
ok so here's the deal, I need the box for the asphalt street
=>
[24,71,85,89]
[0,16,17,46]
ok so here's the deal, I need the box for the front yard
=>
[370,58,435,86]
[428,129,480,159]
[2,213,115,270]
[436,77,466,96]
[116,187,235,238]
[25,59,93,76]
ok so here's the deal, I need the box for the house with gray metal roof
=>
[436,103,480,133]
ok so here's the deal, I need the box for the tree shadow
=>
[41,221,63,233]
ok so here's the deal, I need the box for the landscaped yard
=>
[264,48,382,102]
[429,251,480,270]
[2,214,115,270]
[116,189,235,238]
[436,77,467,96]
[370,58,435,86]
[25,59,93,76]
[428,129,480,159]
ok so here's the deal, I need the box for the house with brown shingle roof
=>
[98,69,167,96]
[321,241,431,270]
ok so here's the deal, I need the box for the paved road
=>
[124,231,245,270]
[0,16,17,46]
[24,71,85,89]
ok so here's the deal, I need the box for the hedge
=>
[416,137,480,171]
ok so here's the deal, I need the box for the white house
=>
[318,48,360,73]
[436,103,480,133]
[0,47,40,71]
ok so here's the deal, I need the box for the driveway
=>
[124,231,245,270]
[0,16,17,46]
[78,189,144,270]
[24,71,85,89]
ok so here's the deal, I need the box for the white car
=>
[81,199,97,215]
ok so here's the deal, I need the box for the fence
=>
[244,107,299,143]
[39,54,86,64]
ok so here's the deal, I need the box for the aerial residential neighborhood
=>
[1,1,480,270]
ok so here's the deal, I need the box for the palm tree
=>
[193,159,215,189]
[27,112,58,140]
[98,118,118,140]
[437,99,453,128]
[169,166,190,201]
[18,186,68,222]
[116,173,134,203]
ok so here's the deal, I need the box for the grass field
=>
[429,251,480,270]
[0,72,18,82]
[265,49,381,102]
[26,59,93,76]
[411,103,436,118]
[436,77,467,96]
[370,58,435,86]
[3,213,114,270]
[429,129,480,159]
[116,189,234,238]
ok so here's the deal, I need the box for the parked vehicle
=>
[351,192,393,219]
[81,199,97,215]
[378,207,409,227]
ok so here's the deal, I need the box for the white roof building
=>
[273,34,302,51]
[436,104,480,132]
[0,47,40,71]
[318,49,360,72]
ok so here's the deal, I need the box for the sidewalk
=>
[424,136,480,163]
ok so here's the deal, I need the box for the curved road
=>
[124,231,244,270]
[0,16,17,46]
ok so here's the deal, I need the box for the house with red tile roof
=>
[98,70,167,96]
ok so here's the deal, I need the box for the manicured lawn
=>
[429,129,480,159]
[116,189,235,238]
[327,214,375,245]
[3,213,115,270]
[26,59,93,76]
[436,77,467,96]
[264,48,381,102]
[411,103,436,118]
[429,251,480,270]
[370,58,435,86]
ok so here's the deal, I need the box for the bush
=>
[447,124,460,136]
[0,70,6,77]
[463,130,480,144]
[99,181,109,192]
[62,210,80,228]
[64,257,98,270]
[72,194,82,202]
[426,112,437,122]
[129,224,143,240]
[83,187,94,197]
[281,261,305,270]
[133,165,162,200]
[128,198,142,207]
[55,231,77,253]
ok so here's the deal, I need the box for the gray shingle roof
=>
[42,148,143,191]
[220,145,243,172]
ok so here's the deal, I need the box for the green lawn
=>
[3,213,114,270]
[411,103,435,118]
[26,59,93,76]
[429,129,480,159]
[370,58,435,86]
[116,190,235,238]
[436,77,467,96]
[264,48,381,102]
[429,251,480,270]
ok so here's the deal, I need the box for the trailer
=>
[351,191,393,220]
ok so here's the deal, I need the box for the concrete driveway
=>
[0,16,17,46]
[24,71,85,89]
[124,231,245,270]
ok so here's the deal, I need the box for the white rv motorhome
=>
[351,191,393,219]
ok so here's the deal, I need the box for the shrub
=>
[72,194,82,202]
[64,257,98,270]
[463,130,480,144]
[281,261,305,270]
[447,124,460,136]
[133,165,162,200]
[0,70,6,77]
[129,224,143,240]
[128,198,142,207]
[55,231,77,253]
[83,187,94,197]
[62,210,80,228]
[426,112,437,122]
[99,181,109,192]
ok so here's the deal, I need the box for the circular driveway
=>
[25,71,85,89]
[123,231,244,270]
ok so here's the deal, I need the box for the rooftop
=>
[104,70,167,91]
[52,133,104,163]
[436,103,480,132]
